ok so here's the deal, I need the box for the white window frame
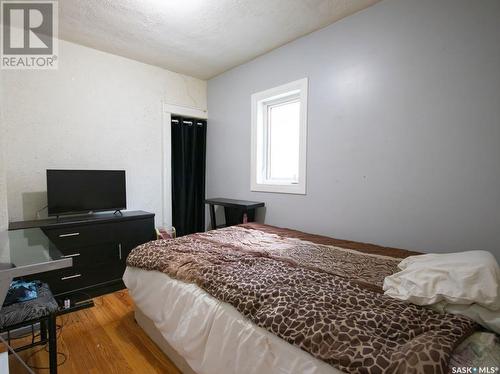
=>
[251,78,308,194]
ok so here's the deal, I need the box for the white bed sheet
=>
[123,266,341,374]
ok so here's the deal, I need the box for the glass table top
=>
[0,229,69,372]
[0,228,63,270]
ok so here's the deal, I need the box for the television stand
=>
[55,210,95,222]
[113,210,123,216]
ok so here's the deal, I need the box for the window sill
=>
[251,183,306,195]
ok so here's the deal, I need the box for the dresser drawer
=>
[43,223,115,250]
[59,242,121,266]
[35,264,125,296]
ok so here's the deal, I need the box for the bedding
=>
[123,266,342,374]
[127,223,479,374]
[124,268,497,374]
[449,331,500,369]
[383,251,500,309]
[383,250,500,334]
[432,302,500,335]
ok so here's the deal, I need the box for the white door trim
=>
[162,110,172,228]
[163,103,208,120]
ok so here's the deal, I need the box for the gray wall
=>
[207,0,500,260]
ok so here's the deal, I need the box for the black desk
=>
[205,198,265,230]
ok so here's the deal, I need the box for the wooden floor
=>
[9,290,181,374]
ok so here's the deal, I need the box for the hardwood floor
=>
[9,290,181,374]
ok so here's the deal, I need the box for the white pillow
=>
[383,250,500,310]
[434,302,500,334]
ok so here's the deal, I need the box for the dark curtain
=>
[171,116,207,237]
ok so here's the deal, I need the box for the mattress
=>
[123,266,342,374]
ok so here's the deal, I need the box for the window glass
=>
[267,100,300,182]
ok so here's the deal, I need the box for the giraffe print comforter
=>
[127,224,478,374]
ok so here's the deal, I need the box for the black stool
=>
[0,282,59,374]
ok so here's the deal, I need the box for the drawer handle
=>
[61,253,80,258]
[59,232,80,238]
[61,274,82,281]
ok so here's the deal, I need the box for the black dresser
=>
[9,211,155,298]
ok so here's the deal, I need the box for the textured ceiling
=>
[60,0,380,79]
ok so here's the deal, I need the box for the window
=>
[251,78,308,194]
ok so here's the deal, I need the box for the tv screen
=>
[47,170,126,216]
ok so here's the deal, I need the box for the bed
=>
[123,223,498,374]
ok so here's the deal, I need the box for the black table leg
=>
[246,208,256,222]
[48,313,57,374]
[40,319,47,342]
[209,204,217,230]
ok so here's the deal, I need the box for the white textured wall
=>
[207,0,500,259]
[0,155,6,231]
[0,71,8,231]
[1,39,206,225]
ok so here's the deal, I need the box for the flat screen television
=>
[47,170,126,216]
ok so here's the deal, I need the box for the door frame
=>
[162,103,208,228]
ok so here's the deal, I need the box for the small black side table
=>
[205,198,265,230]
